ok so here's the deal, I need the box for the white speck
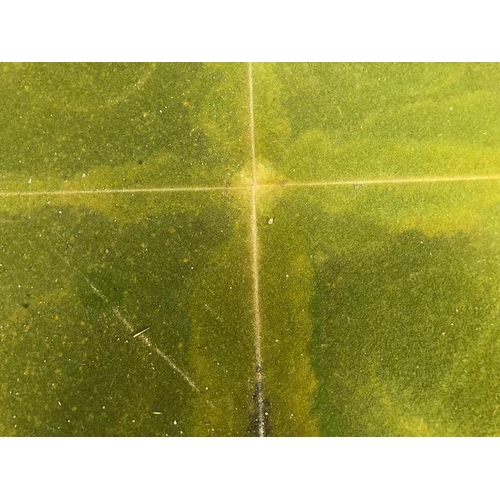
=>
[28,178,32,184]
[275,339,279,342]
[449,106,454,111]
[82,173,86,178]
[102,405,106,409]
[267,217,274,225]
[58,401,61,406]
[205,386,209,391]
[173,420,177,425]
[133,327,149,338]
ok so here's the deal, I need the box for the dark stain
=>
[248,379,271,437]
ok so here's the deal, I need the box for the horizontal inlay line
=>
[263,174,500,188]
[1,174,500,198]
[0,185,249,197]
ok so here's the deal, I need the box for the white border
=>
[0,1,498,61]
[0,438,497,498]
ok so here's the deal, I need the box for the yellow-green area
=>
[258,182,500,435]
[253,63,500,182]
[2,63,500,436]
[0,192,255,436]
[0,63,250,191]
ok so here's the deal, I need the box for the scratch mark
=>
[111,306,134,334]
[204,303,223,324]
[140,335,200,393]
[46,244,199,392]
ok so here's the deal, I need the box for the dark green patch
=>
[312,221,498,435]
[258,184,500,436]
[0,192,253,436]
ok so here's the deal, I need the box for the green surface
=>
[0,192,254,436]
[259,183,500,436]
[253,63,500,181]
[1,63,500,436]
[1,63,249,191]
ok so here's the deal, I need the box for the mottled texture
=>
[1,63,499,435]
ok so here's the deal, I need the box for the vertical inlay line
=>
[248,62,266,437]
